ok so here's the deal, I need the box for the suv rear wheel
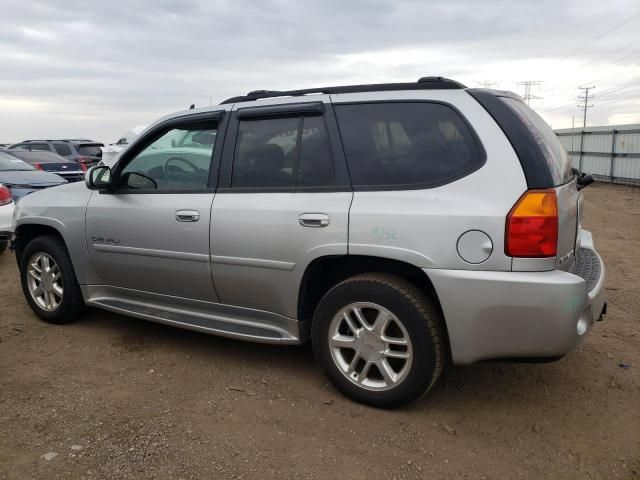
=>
[20,235,84,324]
[312,273,444,408]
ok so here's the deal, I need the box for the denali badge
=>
[92,236,121,244]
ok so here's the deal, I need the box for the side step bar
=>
[82,285,305,345]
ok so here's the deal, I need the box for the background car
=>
[0,184,13,253]
[100,125,148,167]
[0,151,66,201]
[6,149,85,183]
[8,139,104,169]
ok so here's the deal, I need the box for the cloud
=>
[0,0,638,142]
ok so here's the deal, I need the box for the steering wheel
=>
[163,157,201,187]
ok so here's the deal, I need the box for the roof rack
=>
[221,76,466,104]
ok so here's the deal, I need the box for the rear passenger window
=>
[232,115,334,189]
[334,103,484,188]
[54,143,72,156]
[27,143,50,152]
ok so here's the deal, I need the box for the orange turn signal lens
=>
[505,189,558,257]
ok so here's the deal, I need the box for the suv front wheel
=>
[19,235,84,324]
[312,273,445,408]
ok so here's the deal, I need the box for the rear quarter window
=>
[334,102,485,189]
[500,97,572,185]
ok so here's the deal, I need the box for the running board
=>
[82,285,305,345]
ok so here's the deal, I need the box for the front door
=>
[85,115,222,301]
[210,101,353,318]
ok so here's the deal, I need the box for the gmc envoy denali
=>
[12,77,606,408]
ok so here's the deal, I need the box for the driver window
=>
[119,122,217,191]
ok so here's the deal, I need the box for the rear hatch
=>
[498,98,580,271]
[470,90,581,271]
[75,143,104,166]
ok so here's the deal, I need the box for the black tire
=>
[312,273,445,409]
[19,235,84,324]
[0,240,7,254]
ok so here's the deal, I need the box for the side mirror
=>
[85,165,112,190]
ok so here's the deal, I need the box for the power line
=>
[578,86,595,128]
[557,11,640,62]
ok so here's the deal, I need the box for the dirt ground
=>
[0,182,638,480]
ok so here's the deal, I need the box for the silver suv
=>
[12,77,606,408]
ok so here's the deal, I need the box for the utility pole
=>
[475,80,498,89]
[578,86,595,128]
[516,81,543,105]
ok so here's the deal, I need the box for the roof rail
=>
[21,139,95,143]
[221,76,466,104]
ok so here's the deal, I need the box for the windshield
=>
[0,152,36,171]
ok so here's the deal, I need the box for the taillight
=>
[0,185,12,206]
[505,189,558,257]
[33,162,44,170]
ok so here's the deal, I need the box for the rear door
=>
[210,100,352,318]
[85,112,224,301]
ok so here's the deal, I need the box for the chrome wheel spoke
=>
[352,307,368,330]
[384,349,410,359]
[41,255,51,272]
[357,361,374,384]
[376,359,397,385]
[382,335,408,346]
[43,289,52,309]
[372,311,389,335]
[28,269,42,281]
[329,334,356,350]
[346,352,361,374]
[33,284,43,296]
[52,283,64,297]
[342,312,360,335]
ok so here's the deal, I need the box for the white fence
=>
[554,124,640,185]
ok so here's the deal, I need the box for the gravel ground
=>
[0,182,639,480]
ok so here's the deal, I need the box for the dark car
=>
[6,150,85,183]
[8,139,104,168]
[0,151,66,201]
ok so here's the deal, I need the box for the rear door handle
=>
[175,210,200,222]
[299,213,330,228]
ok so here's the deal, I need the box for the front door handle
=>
[175,210,200,222]
[299,213,330,228]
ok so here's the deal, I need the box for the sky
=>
[0,0,639,143]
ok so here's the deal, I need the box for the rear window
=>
[500,97,572,185]
[334,102,484,189]
[54,143,72,156]
[76,144,103,156]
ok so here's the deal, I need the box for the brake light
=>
[0,185,12,206]
[505,189,558,257]
[33,162,44,170]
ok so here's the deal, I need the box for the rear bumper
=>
[428,229,605,365]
